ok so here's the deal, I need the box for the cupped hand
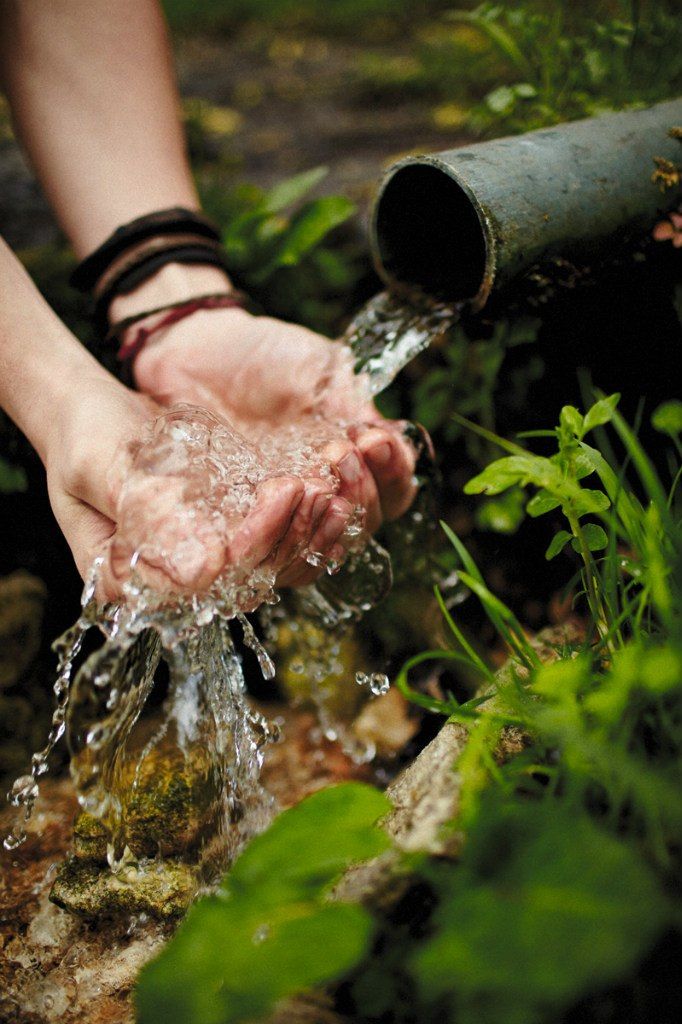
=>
[130,306,422,586]
[45,375,346,605]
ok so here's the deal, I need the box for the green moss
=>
[50,856,198,921]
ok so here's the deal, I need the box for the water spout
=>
[371,98,682,309]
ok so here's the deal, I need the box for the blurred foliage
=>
[200,166,366,334]
[163,0,452,37]
[136,784,390,1024]
[351,0,682,135]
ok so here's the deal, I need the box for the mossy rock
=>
[50,855,197,921]
[73,738,220,862]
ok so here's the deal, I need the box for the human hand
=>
[45,375,320,605]
[128,306,422,586]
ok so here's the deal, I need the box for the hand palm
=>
[132,308,419,587]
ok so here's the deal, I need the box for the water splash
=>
[355,672,390,697]
[5,284,448,873]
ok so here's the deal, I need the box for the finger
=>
[355,425,418,520]
[321,439,382,535]
[268,479,335,574]
[277,496,353,587]
[226,475,304,569]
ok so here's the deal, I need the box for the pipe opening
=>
[374,163,488,303]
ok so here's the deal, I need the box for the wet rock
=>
[335,623,583,908]
[49,856,197,922]
[352,686,419,760]
[71,733,220,864]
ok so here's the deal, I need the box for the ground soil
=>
[0,703,372,1024]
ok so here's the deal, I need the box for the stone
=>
[335,623,583,908]
[49,856,198,922]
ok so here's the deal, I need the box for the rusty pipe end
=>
[370,156,496,310]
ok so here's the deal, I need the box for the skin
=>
[0,0,420,598]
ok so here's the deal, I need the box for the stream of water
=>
[4,289,458,882]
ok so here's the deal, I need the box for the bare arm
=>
[0,0,199,258]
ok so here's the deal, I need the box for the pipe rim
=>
[371,154,497,310]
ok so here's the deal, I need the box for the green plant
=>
[455,394,682,646]
[368,398,682,1023]
[451,1,682,135]
[200,166,364,334]
[135,784,390,1024]
[354,1,682,136]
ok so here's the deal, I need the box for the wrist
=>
[108,262,233,325]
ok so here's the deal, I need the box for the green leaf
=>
[572,522,608,553]
[583,393,620,434]
[227,783,390,901]
[572,488,610,517]
[0,455,27,494]
[252,195,355,281]
[136,784,389,1024]
[464,455,551,496]
[526,488,561,517]
[263,166,329,214]
[560,405,585,437]
[545,529,572,560]
[413,799,669,1024]
[474,488,526,534]
[651,399,682,438]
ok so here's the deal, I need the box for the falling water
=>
[4,286,455,883]
[344,289,459,395]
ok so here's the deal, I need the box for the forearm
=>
[0,238,108,461]
[0,0,198,258]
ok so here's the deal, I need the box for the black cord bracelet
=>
[92,242,229,332]
[70,207,222,293]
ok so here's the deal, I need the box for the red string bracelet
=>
[114,293,246,363]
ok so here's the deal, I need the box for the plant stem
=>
[567,510,611,646]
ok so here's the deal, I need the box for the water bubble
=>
[355,671,390,697]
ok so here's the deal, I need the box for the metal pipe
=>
[370,98,682,310]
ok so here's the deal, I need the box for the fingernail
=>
[311,493,332,521]
[366,442,392,468]
[337,451,362,485]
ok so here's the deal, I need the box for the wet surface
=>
[0,701,371,1024]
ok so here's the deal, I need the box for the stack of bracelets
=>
[70,206,247,372]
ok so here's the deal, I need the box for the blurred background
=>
[1,0,681,779]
